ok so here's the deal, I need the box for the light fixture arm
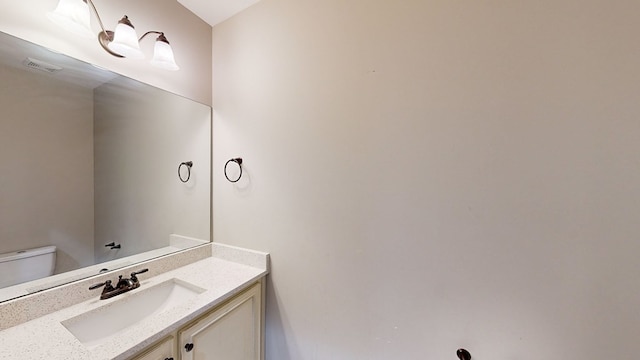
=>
[82,0,126,58]
[139,31,166,42]
[84,0,108,36]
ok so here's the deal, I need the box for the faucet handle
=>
[131,268,148,276]
[89,279,113,291]
[130,268,149,281]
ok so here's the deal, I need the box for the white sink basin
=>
[62,278,205,348]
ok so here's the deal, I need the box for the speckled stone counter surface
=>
[0,243,213,330]
[0,243,269,360]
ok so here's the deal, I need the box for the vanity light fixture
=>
[47,0,180,71]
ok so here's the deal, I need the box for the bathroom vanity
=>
[0,243,269,360]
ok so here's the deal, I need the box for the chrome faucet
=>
[89,268,149,300]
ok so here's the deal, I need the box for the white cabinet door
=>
[130,335,177,360]
[179,283,262,360]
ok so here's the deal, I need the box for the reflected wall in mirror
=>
[0,31,211,303]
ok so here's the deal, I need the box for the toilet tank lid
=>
[0,245,57,263]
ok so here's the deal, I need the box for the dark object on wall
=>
[178,161,194,183]
[224,158,243,183]
[457,348,471,360]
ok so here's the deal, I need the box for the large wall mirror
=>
[0,31,211,303]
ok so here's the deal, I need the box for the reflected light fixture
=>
[47,0,180,71]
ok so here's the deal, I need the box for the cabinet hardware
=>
[457,348,471,360]
[185,343,194,352]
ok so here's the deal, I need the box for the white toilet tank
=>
[0,246,56,288]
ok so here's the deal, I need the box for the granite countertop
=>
[0,244,269,360]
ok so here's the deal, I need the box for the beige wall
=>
[0,63,95,274]
[93,77,211,263]
[212,0,640,359]
[0,0,212,105]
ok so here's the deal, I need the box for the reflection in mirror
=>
[0,31,211,303]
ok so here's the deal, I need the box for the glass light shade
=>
[47,0,94,39]
[150,40,180,71]
[107,22,144,59]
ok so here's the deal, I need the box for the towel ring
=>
[224,158,243,183]
[178,161,193,183]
